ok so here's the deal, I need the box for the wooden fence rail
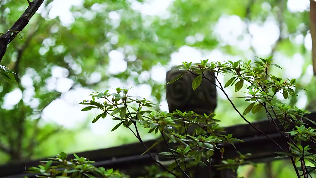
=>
[1,112,315,178]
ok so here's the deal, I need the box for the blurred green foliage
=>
[0,0,315,177]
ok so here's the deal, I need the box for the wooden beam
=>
[1,112,316,177]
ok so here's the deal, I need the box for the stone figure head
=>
[166,68,217,115]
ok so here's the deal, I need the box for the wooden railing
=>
[1,112,316,178]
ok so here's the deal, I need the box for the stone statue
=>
[166,68,217,115]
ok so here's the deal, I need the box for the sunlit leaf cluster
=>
[28,152,125,178]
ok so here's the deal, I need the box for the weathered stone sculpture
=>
[166,68,224,178]
[166,68,217,115]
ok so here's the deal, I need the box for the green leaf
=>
[182,62,192,69]
[120,107,126,118]
[273,64,282,69]
[194,153,202,164]
[92,114,102,123]
[235,79,244,92]
[224,77,236,88]
[136,113,142,120]
[111,108,121,116]
[59,152,67,160]
[81,106,96,111]
[160,152,173,156]
[243,102,255,115]
[272,86,278,94]
[233,61,238,68]
[168,161,178,170]
[154,127,159,134]
[184,145,191,154]
[89,101,104,108]
[111,122,123,131]
[44,161,52,170]
[192,75,202,90]
[167,72,186,84]
[101,112,107,118]
[0,65,18,86]
[252,103,263,114]
[148,127,155,133]
[201,59,209,66]
[38,165,45,170]
[283,90,288,99]
[28,167,41,172]
[106,168,114,174]
[288,88,295,95]
[141,141,160,156]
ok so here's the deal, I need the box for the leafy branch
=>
[28,152,125,178]
[175,57,315,177]
[79,87,247,177]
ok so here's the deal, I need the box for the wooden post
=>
[166,68,237,178]
[310,0,316,75]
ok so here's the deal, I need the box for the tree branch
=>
[0,0,44,62]
[310,0,316,75]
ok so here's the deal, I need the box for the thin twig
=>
[299,117,308,178]
[300,157,308,178]
[161,133,190,178]
[216,75,284,150]
[290,152,301,177]
[132,122,181,178]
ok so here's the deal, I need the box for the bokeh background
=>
[0,0,315,177]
